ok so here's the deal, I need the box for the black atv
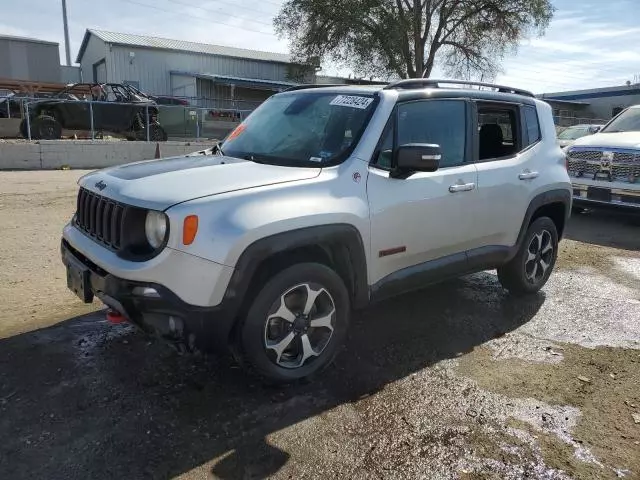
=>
[19,83,167,141]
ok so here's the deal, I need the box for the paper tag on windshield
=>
[330,95,373,109]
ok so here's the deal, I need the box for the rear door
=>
[471,101,542,252]
[367,98,478,285]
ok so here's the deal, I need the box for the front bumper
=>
[572,182,640,211]
[61,239,237,353]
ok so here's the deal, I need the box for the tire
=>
[236,263,350,384]
[30,115,62,140]
[135,123,167,142]
[19,119,28,139]
[498,216,558,296]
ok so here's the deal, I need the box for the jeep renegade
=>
[61,79,572,383]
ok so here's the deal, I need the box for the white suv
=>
[61,79,572,383]
[566,105,640,212]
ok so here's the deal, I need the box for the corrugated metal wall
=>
[60,65,82,83]
[107,45,290,95]
[79,35,108,83]
[0,38,61,83]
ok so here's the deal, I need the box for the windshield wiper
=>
[211,141,225,156]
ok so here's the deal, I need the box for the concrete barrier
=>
[0,140,212,170]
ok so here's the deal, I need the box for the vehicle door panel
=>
[367,99,478,285]
[472,102,541,249]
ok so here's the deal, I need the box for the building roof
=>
[170,71,299,91]
[0,34,58,46]
[76,29,291,64]
[541,84,640,102]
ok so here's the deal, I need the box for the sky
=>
[2,0,639,94]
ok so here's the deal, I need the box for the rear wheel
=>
[498,216,558,295]
[236,263,350,384]
[135,123,167,141]
[30,115,62,140]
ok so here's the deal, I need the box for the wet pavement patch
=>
[458,344,640,479]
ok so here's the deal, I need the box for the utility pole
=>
[61,0,71,66]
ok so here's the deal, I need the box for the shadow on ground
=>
[565,208,640,251]
[0,272,545,480]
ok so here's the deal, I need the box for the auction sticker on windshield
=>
[330,95,374,109]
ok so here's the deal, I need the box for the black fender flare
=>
[512,188,571,255]
[222,224,370,317]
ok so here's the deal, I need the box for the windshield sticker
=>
[309,157,323,162]
[227,123,246,140]
[330,95,374,110]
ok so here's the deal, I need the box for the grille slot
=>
[75,188,127,250]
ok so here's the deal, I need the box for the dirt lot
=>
[0,171,639,480]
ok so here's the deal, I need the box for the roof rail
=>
[383,78,535,98]
[282,84,350,92]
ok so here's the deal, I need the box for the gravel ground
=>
[0,171,639,480]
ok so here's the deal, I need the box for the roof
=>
[0,34,58,46]
[541,84,640,102]
[170,71,299,90]
[537,97,590,106]
[76,29,291,64]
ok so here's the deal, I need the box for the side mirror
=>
[392,143,441,178]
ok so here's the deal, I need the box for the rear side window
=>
[523,105,541,145]
[477,105,519,160]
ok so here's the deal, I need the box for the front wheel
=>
[498,216,558,295]
[236,263,350,384]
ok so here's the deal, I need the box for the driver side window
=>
[371,100,467,169]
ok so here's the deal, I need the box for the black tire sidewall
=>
[516,217,559,293]
[240,263,350,383]
[33,116,61,140]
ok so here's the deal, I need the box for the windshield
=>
[221,92,377,166]
[558,126,589,140]
[601,108,640,133]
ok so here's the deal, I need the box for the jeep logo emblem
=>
[95,180,107,191]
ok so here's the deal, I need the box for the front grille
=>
[567,149,640,183]
[75,188,127,250]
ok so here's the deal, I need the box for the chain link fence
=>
[0,94,258,141]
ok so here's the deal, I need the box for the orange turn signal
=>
[183,215,199,245]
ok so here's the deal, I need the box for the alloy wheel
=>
[525,229,554,284]
[263,283,336,369]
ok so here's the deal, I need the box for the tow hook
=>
[106,309,126,324]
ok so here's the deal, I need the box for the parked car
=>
[557,124,603,148]
[61,80,571,384]
[565,106,640,212]
[19,83,167,141]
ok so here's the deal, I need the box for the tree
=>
[274,0,554,80]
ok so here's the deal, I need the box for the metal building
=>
[76,29,315,109]
[0,34,62,83]
[540,84,640,125]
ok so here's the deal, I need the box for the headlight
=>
[144,210,168,249]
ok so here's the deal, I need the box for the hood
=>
[570,131,640,149]
[557,139,575,148]
[78,152,321,210]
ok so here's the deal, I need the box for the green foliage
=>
[274,0,554,80]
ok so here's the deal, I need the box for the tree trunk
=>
[412,0,424,77]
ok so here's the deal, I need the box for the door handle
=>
[449,182,476,193]
[518,170,539,180]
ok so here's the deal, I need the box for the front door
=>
[367,99,478,286]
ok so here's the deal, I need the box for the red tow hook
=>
[106,309,126,324]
